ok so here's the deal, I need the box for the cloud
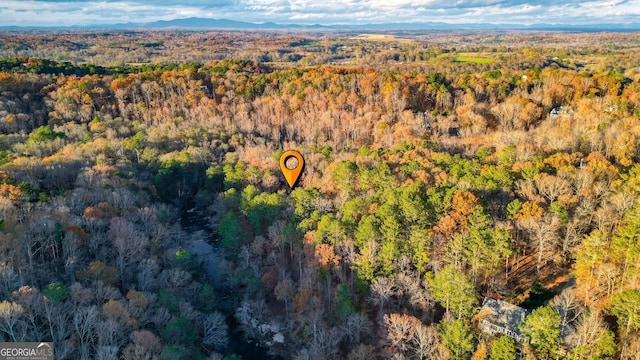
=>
[1,0,639,26]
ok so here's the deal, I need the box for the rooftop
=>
[477,297,529,343]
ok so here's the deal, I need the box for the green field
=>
[454,56,493,64]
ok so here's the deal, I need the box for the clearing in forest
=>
[351,33,412,42]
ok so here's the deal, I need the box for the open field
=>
[454,54,494,64]
[350,33,413,42]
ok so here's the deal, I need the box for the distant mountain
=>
[2,17,640,32]
[142,17,286,30]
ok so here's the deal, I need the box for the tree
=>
[384,313,417,354]
[43,282,69,304]
[549,289,581,331]
[462,207,513,281]
[162,317,198,348]
[490,336,517,360]
[334,284,355,321]
[122,330,162,360]
[199,312,228,351]
[611,204,640,289]
[412,323,440,360]
[569,311,617,360]
[575,229,611,304]
[437,317,475,360]
[519,306,562,359]
[74,305,99,359]
[607,289,640,334]
[340,312,372,345]
[534,173,572,203]
[428,264,477,318]
[0,301,27,342]
[274,278,295,316]
[370,276,396,313]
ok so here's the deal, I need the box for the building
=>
[477,297,528,343]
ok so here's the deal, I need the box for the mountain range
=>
[3,17,640,32]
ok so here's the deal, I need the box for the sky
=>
[1,0,639,27]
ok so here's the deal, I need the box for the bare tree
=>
[158,268,192,292]
[42,301,71,359]
[384,313,417,354]
[370,277,396,314]
[535,173,572,203]
[526,214,561,272]
[0,263,19,299]
[122,330,162,360]
[111,218,147,283]
[73,305,99,359]
[0,301,27,342]
[12,285,46,340]
[274,278,295,317]
[550,289,582,331]
[347,344,376,360]
[96,318,125,352]
[340,312,373,345]
[412,323,439,360]
[491,99,523,131]
[573,311,606,348]
[137,258,160,291]
[96,346,119,360]
[309,324,341,359]
[199,312,229,350]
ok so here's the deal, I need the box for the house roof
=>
[477,297,528,342]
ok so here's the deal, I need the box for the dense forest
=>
[0,30,640,359]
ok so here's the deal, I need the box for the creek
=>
[180,207,282,359]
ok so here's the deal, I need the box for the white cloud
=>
[0,0,639,26]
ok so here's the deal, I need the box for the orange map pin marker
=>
[279,150,304,188]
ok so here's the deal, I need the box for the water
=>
[181,206,282,360]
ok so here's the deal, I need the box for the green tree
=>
[463,207,513,281]
[240,185,286,234]
[438,318,475,360]
[611,204,640,288]
[174,249,198,272]
[223,161,245,190]
[26,125,65,145]
[490,336,517,360]
[43,282,68,304]
[219,212,243,256]
[331,160,358,195]
[339,196,369,231]
[398,182,429,226]
[160,346,188,360]
[158,288,179,315]
[407,228,430,275]
[291,187,321,219]
[519,306,562,359]
[377,203,403,243]
[427,264,477,318]
[162,317,198,347]
[354,214,381,248]
[315,213,346,246]
[335,284,355,321]
[607,289,640,334]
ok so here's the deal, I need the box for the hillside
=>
[0,30,639,359]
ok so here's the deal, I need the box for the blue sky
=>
[1,0,639,26]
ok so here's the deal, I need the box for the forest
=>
[0,30,639,359]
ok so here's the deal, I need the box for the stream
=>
[181,207,282,359]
